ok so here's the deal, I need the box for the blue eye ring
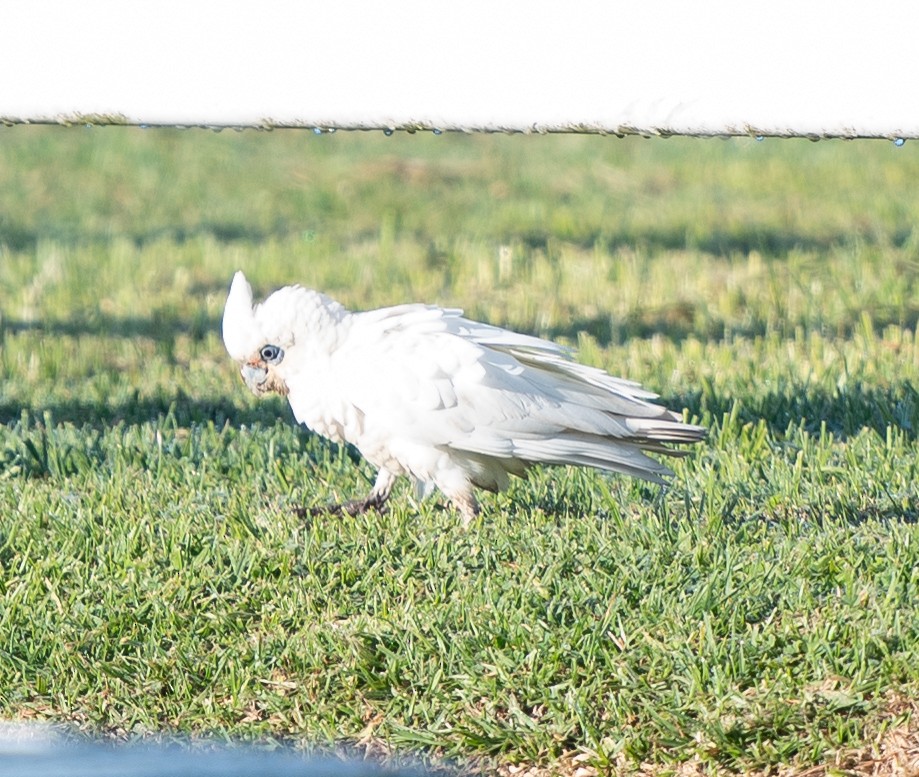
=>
[259,344,284,364]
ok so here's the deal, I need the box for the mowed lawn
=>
[1,127,919,775]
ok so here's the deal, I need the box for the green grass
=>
[2,126,919,773]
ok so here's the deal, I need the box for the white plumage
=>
[222,271,705,523]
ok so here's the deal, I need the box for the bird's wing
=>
[282,303,475,448]
[297,305,698,481]
[327,305,488,440]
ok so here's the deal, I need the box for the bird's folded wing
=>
[323,305,695,451]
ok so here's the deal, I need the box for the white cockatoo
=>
[222,271,705,523]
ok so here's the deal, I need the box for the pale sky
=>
[2,1,916,137]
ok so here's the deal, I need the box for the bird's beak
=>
[241,363,268,395]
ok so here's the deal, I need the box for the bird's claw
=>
[295,495,388,519]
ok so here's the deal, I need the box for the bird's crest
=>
[222,271,262,361]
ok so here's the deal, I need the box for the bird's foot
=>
[295,493,388,519]
[451,493,480,528]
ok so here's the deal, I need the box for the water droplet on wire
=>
[755,135,764,142]
[383,128,394,136]
[312,127,323,135]
[894,137,906,147]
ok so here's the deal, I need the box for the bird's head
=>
[222,271,293,397]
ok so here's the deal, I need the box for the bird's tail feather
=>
[626,416,708,443]
[509,433,673,481]
[454,409,706,484]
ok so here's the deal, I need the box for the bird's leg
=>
[299,469,396,518]
[434,474,480,527]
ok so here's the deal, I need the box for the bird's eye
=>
[259,344,284,364]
